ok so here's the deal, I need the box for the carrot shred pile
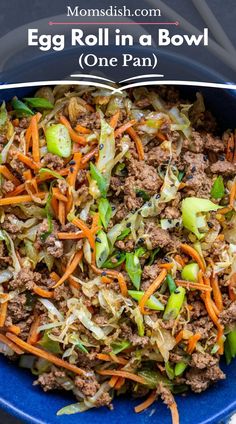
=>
[60,115,86,145]
[52,250,83,288]
[6,332,85,375]
[134,391,157,413]
[187,333,201,354]
[139,269,167,314]
[126,127,145,161]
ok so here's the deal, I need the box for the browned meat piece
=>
[205,134,225,152]
[123,159,162,211]
[129,334,149,346]
[8,269,42,291]
[34,368,68,392]
[219,301,236,327]
[183,152,212,198]
[1,214,20,234]
[6,294,33,324]
[189,352,218,369]
[210,160,236,176]
[142,264,159,281]
[43,153,64,170]
[115,239,135,252]
[57,179,67,195]
[161,206,180,219]
[135,98,151,108]
[92,392,112,407]
[190,300,208,319]
[183,130,204,153]
[77,112,101,130]
[187,316,214,340]
[146,145,171,167]
[110,176,124,196]
[145,222,179,250]
[37,220,63,258]
[74,373,100,397]
[186,365,225,393]
[2,180,15,194]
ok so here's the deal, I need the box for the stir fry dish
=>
[0,85,235,423]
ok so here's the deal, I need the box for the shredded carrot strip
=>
[60,116,86,145]
[5,183,26,197]
[180,243,205,271]
[51,196,59,215]
[12,118,19,127]
[0,165,20,186]
[97,369,147,385]
[109,111,120,129]
[187,333,201,354]
[0,301,8,327]
[101,275,113,284]
[81,146,99,167]
[115,120,136,138]
[57,232,84,240]
[23,169,32,181]
[74,124,91,134]
[96,353,128,365]
[229,181,236,208]
[126,127,144,161]
[170,401,180,424]
[91,265,128,297]
[135,391,157,413]
[156,131,166,141]
[66,152,82,213]
[33,285,54,299]
[139,269,167,314]
[114,377,125,390]
[72,217,95,253]
[0,333,24,355]
[58,201,66,226]
[229,273,236,301]
[31,114,40,163]
[211,275,223,312]
[159,263,174,270]
[176,279,212,292]
[175,330,184,344]
[53,250,83,288]
[16,152,40,171]
[27,315,41,345]
[174,254,186,268]
[50,272,60,283]
[6,325,21,335]
[109,375,119,388]
[25,113,41,154]
[6,332,85,375]
[52,188,68,202]
[0,192,45,206]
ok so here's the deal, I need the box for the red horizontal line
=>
[48,21,179,26]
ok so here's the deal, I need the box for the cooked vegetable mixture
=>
[0,85,235,423]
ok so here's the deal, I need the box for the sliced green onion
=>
[211,176,225,199]
[135,189,150,201]
[95,230,109,268]
[111,340,131,354]
[38,332,62,354]
[11,98,34,116]
[165,361,175,380]
[90,162,108,198]
[182,197,222,239]
[178,170,185,181]
[128,290,164,311]
[24,97,54,109]
[181,262,199,283]
[98,197,112,229]
[225,328,236,365]
[163,287,186,320]
[39,168,64,180]
[148,247,160,265]
[166,274,176,293]
[103,251,125,269]
[117,227,131,241]
[175,361,187,376]
[125,252,142,290]
[46,124,71,158]
[0,102,7,126]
